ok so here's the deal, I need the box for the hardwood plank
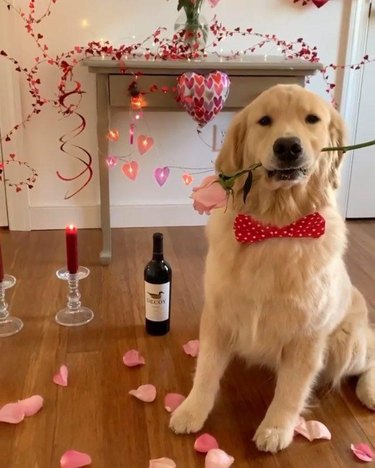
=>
[0,221,374,467]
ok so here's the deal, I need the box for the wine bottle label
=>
[145,281,170,322]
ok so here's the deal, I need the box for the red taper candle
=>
[65,225,79,274]
[0,241,4,282]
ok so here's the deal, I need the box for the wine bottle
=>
[144,232,172,336]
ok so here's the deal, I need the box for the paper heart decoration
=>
[122,161,139,181]
[177,71,231,128]
[312,0,329,7]
[154,167,170,187]
[208,0,221,6]
[137,135,154,155]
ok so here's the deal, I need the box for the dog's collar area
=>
[233,212,326,244]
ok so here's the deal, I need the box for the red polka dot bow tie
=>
[233,212,325,244]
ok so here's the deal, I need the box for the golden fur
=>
[169,84,375,453]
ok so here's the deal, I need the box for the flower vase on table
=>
[174,0,209,55]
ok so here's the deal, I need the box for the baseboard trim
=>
[29,204,208,230]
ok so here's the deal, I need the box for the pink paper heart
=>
[149,457,176,468]
[123,349,146,367]
[122,161,139,181]
[205,448,235,468]
[60,449,92,468]
[194,433,219,453]
[183,339,200,357]
[294,417,331,441]
[137,135,154,155]
[351,443,374,462]
[129,384,157,402]
[53,365,68,387]
[164,393,186,413]
[18,395,44,416]
[207,0,221,7]
[154,167,170,187]
[0,402,25,424]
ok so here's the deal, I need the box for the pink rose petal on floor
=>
[129,384,157,402]
[149,457,176,468]
[53,365,68,387]
[164,393,185,413]
[205,448,235,468]
[351,443,374,462]
[194,433,220,453]
[294,416,331,441]
[183,339,200,357]
[0,402,25,424]
[18,395,43,416]
[60,450,92,468]
[123,349,146,367]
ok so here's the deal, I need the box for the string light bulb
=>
[106,129,120,142]
[105,155,119,168]
[182,173,193,185]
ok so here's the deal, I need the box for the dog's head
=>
[215,84,346,193]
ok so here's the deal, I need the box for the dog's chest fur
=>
[204,207,350,369]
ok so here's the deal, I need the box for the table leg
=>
[96,74,111,265]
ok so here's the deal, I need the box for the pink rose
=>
[191,175,227,215]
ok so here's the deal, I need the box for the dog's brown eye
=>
[306,114,320,124]
[258,116,272,126]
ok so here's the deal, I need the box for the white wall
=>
[1,0,351,229]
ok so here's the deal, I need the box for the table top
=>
[83,54,323,76]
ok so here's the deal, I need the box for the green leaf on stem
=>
[242,170,253,203]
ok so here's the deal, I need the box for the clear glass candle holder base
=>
[55,267,94,327]
[0,316,24,337]
[0,275,24,338]
[55,305,94,327]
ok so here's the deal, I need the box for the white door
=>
[0,138,8,226]
[346,2,375,218]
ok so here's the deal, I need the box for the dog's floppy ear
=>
[327,106,347,189]
[215,109,247,175]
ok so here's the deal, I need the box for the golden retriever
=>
[169,84,375,453]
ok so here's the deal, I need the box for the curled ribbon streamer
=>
[56,80,92,199]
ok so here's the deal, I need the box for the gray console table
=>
[83,55,322,264]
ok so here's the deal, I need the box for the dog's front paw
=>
[169,399,207,434]
[253,423,294,453]
[356,368,375,411]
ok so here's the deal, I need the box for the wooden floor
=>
[0,221,374,468]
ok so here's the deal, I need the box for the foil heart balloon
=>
[177,71,231,128]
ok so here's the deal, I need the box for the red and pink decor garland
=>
[0,0,372,195]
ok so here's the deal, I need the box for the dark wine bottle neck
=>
[152,252,164,261]
[152,233,164,261]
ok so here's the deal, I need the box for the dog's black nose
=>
[273,137,302,162]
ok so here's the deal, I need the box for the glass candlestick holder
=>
[0,275,24,337]
[55,266,94,327]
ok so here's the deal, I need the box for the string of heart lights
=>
[104,78,213,187]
